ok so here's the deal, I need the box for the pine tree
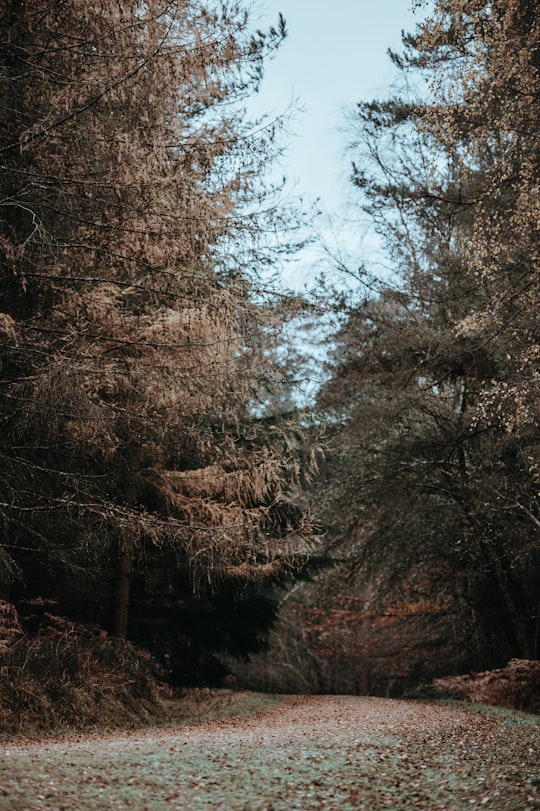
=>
[0,0,311,680]
[311,2,540,678]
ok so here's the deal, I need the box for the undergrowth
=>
[0,598,286,739]
[0,600,161,736]
[432,659,540,714]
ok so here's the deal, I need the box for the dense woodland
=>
[0,0,539,727]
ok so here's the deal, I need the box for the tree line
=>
[234,0,540,695]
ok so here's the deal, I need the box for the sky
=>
[248,0,423,288]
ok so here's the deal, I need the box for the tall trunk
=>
[449,433,531,660]
[480,541,531,659]
[3,0,31,317]
[114,546,132,639]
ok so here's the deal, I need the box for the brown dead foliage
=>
[0,600,162,736]
[433,658,540,714]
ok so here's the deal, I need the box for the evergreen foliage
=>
[314,0,540,679]
[243,0,540,696]
[0,0,312,691]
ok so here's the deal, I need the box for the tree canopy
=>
[0,0,312,685]
[242,0,540,696]
[319,0,540,676]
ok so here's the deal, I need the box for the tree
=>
[309,2,540,682]
[0,0,312,683]
[414,0,540,435]
[211,3,540,696]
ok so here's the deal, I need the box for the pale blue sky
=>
[249,0,423,286]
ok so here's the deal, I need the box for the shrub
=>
[0,600,162,735]
[432,659,540,714]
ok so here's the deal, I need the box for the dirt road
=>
[0,695,539,810]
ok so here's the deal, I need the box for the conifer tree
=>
[0,0,311,678]
[311,0,540,678]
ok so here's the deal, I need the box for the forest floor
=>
[0,693,539,810]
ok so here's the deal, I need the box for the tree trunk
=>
[114,547,132,639]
